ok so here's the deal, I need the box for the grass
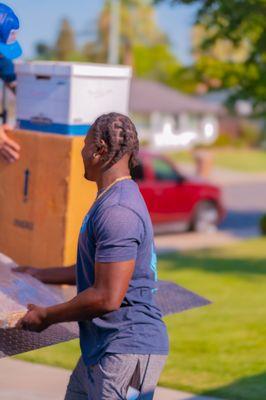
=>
[15,238,266,400]
[169,148,266,173]
[158,238,266,400]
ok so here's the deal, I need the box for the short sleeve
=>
[93,205,144,263]
[0,58,16,83]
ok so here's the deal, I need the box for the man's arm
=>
[13,265,76,285]
[16,260,135,332]
[6,81,16,94]
[0,125,20,163]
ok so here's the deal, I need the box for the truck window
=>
[153,158,177,181]
[131,162,144,181]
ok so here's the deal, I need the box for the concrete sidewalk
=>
[0,358,221,400]
[155,230,239,254]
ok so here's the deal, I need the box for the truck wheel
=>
[191,201,219,233]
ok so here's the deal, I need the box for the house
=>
[129,78,225,149]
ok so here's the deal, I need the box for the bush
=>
[259,214,266,235]
[212,121,262,149]
[212,133,235,148]
[239,120,262,147]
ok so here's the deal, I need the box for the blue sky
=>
[5,0,198,64]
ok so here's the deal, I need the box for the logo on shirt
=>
[150,243,158,282]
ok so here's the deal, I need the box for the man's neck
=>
[96,167,131,192]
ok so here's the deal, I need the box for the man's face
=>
[81,128,97,181]
[81,126,107,182]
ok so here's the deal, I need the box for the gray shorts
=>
[64,353,167,400]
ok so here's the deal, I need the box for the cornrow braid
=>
[91,112,140,171]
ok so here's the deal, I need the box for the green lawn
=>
[15,238,266,400]
[169,148,266,173]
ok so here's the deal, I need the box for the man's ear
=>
[98,139,108,156]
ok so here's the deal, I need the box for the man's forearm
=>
[46,287,113,325]
[7,81,16,94]
[39,265,76,285]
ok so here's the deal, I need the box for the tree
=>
[134,43,181,85]
[35,42,54,60]
[83,1,169,62]
[153,0,266,116]
[82,0,181,84]
[55,18,77,61]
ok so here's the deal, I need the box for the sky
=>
[5,0,198,65]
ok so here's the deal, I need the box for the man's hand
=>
[14,260,134,328]
[0,124,20,163]
[15,304,50,332]
[13,266,45,281]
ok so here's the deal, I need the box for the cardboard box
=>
[15,61,132,135]
[0,130,97,267]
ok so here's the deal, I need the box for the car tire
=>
[190,201,219,233]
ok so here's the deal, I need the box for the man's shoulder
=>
[90,180,150,232]
[94,202,143,225]
[119,180,148,217]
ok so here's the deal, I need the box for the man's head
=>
[82,112,139,181]
[0,3,21,60]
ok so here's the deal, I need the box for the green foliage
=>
[34,2,181,87]
[133,43,181,83]
[211,122,261,148]
[80,0,182,84]
[260,214,266,235]
[35,18,86,62]
[153,0,266,116]
[35,42,55,60]
[83,0,172,66]
[212,132,236,148]
[239,120,262,147]
[55,19,77,61]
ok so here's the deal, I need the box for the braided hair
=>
[91,112,139,171]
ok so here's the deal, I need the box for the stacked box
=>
[15,61,132,135]
[0,130,97,267]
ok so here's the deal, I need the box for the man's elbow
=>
[101,297,121,313]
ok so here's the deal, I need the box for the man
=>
[0,3,22,162]
[15,113,169,399]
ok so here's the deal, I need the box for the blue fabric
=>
[76,179,169,366]
[17,120,90,136]
[0,56,16,83]
[0,3,22,59]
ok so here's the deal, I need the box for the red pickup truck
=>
[131,151,225,233]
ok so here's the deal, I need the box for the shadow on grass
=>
[202,371,266,400]
[158,253,266,276]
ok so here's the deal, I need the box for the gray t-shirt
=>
[76,178,169,366]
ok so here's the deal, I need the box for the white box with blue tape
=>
[15,61,132,135]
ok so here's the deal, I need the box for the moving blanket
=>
[0,253,211,358]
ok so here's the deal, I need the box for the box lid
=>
[15,61,132,78]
